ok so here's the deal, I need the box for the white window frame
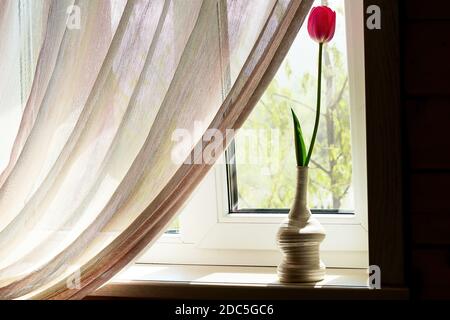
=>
[137,0,368,268]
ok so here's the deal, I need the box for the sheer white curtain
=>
[0,0,312,299]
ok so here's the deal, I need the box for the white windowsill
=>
[89,264,408,300]
[111,264,369,287]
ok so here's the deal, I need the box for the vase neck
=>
[296,167,309,205]
[288,167,310,224]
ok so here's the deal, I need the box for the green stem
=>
[305,42,323,167]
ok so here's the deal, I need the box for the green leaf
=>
[291,108,307,167]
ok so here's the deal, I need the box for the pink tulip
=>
[307,6,336,44]
[293,5,336,167]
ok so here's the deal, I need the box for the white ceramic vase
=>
[277,166,326,283]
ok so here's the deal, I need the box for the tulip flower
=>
[292,6,336,167]
[307,6,336,44]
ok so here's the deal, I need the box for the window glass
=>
[233,0,354,211]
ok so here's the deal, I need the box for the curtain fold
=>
[0,0,313,299]
[0,0,50,178]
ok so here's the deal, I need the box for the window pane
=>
[234,0,354,211]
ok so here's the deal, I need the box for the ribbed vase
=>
[277,167,326,283]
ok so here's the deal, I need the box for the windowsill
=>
[89,264,408,300]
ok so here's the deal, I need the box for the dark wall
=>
[402,0,450,299]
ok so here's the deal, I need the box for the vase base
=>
[277,262,326,283]
[277,217,326,283]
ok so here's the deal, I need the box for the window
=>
[227,0,354,213]
[139,0,368,268]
